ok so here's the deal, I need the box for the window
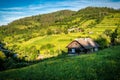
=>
[94,48,98,51]
[72,49,75,53]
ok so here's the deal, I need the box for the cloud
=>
[1,7,24,11]
[0,0,120,26]
[0,14,26,25]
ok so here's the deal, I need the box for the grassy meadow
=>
[0,45,120,80]
[0,7,120,76]
[5,12,119,59]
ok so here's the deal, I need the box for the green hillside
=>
[0,7,119,42]
[0,45,120,80]
[0,7,120,71]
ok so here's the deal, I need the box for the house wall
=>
[68,48,83,54]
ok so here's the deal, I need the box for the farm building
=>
[66,38,99,54]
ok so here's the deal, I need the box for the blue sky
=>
[0,0,120,26]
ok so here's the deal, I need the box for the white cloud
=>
[0,11,24,15]
[0,15,26,25]
[1,7,24,11]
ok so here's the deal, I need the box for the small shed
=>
[66,38,99,54]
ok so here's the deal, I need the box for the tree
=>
[96,35,110,49]
[63,27,68,34]
[110,28,118,45]
[47,29,53,35]
[104,29,112,37]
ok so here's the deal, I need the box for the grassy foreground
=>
[0,46,120,80]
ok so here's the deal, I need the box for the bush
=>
[47,29,53,35]
[40,43,55,50]
[96,35,110,49]
[104,29,112,37]
[0,51,6,60]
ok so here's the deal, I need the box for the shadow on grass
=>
[0,41,32,71]
[0,41,69,71]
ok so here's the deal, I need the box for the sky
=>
[0,0,120,26]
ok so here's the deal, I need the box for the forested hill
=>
[0,10,75,40]
[0,7,120,42]
[8,10,76,28]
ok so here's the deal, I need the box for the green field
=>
[0,45,120,80]
[0,7,120,72]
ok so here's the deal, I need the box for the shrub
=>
[0,51,6,60]
[40,43,55,50]
[104,29,112,37]
[96,35,110,49]
[47,29,53,35]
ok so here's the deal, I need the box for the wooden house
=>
[66,38,99,54]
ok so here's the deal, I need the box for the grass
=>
[0,45,120,80]
[80,19,96,27]
[2,12,119,60]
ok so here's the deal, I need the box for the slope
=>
[0,7,120,64]
[0,45,120,80]
[0,7,119,42]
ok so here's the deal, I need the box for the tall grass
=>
[0,45,120,80]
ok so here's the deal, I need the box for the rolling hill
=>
[0,7,120,71]
[0,45,120,80]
